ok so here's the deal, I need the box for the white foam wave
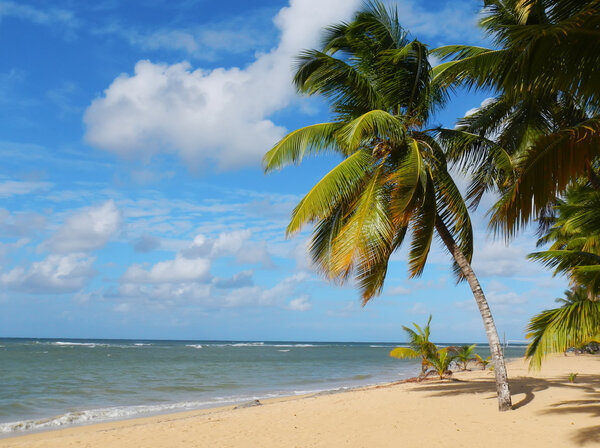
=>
[273,344,315,348]
[185,344,203,349]
[1,388,339,434]
[134,343,152,346]
[52,342,102,347]
[278,349,290,352]
[230,342,264,347]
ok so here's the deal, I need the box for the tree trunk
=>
[435,217,513,411]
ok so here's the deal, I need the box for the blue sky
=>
[0,0,567,342]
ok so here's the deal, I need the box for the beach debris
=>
[234,400,261,409]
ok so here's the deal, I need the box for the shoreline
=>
[0,375,416,438]
[3,354,599,447]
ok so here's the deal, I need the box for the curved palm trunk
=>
[435,217,513,411]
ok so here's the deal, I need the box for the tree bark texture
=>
[435,217,513,411]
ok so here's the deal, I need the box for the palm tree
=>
[263,1,512,411]
[389,315,437,376]
[433,0,600,238]
[526,286,600,369]
[425,348,457,380]
[528,179,600,296]
[474,353,491,370]
[454,344,477,371]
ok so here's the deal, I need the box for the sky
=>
[0,0,568,342]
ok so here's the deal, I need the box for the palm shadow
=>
[410,371,600,446]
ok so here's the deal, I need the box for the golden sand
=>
[2,354,599,447]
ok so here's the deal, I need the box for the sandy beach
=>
[1,354,599,447]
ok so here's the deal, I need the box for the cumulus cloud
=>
[221,273,308,308]
[122,256,211,284]
[1,253,95,294]
[288,294,312,312]
[46,200,122,253]
[115,230,281,310]
[84,0,360,170]
[182,230,273,266]
[472,242,535,277]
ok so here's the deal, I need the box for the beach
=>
[2,353,598,447]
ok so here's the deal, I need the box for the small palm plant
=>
[389,315,437,376]
[455,344,477,370]
[474,354,491,370]
[425,348,457,380]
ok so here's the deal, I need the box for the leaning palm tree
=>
[526,286,600,369]
[389,315,437,376]
[433,0,600,238]
[263,1,512,411]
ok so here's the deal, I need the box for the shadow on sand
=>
[410,367,600,446]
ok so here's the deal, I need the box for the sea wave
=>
[0,390,325,434]
[185,344,203,349]
[272,344,316,348]
[52,342,105,347]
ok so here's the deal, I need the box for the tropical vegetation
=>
[433,0,600,238]
[263,1,512,411]
[455,344,477,371]
[389,315,437,375]
[428,0,600,367]
[425,348,457,380]
[525,286,600,369]
[474,354,491,370]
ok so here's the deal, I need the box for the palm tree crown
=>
[264,1,472,301]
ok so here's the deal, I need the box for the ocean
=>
[0,338,527,434]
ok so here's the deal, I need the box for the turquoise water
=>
[0,338,526,434]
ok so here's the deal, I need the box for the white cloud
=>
[288,294,312,312]
[1,253,95,294]
[222,273,308,308]
[464,97,496,118]
[0,1,77,28]
[385,285,411,296]
[122,256,211,284]
[46,200,122,253]
[213,270,254,289]
[94,11,275,60]
[392,0,483,45]
[472,241,534,277]
[0,180,52,197]
[84,0,360,170]
[487,290,527,306]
